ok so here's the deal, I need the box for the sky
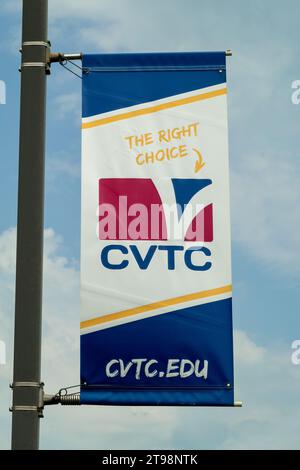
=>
[0,0,300,449]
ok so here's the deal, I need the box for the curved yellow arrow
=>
[193,148,205,173]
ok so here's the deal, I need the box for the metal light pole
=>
[11,0,49,450]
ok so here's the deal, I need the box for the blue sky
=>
[1,0,300,449]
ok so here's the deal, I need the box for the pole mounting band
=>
[22,41,50,48]
[20,40,51,74]
[9,406,41,412]
[10,381,43,389]
[10,382,45,417]
[21,62,48,67]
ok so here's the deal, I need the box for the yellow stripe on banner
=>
[80,284,232,329]
[82,87,227,129]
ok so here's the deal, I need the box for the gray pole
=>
[11,0,49,450]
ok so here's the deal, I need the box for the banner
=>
[80,52,234,405]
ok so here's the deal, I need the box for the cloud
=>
[47,150,80,180]
[0,227,80,449]
[0,226,300,449]
[234,330,266,365]
[231,150,300,275]
[54,92,81,121]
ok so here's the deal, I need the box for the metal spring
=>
[59,394,80,406]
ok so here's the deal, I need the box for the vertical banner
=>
[80,52,234,405]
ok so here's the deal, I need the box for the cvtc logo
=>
[98,178,213,241]
[97,178,214,271]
